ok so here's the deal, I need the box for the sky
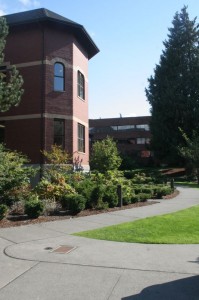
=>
[1,0,199,119]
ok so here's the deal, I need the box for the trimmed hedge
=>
[61,194,86,214]
[25,198,44,219]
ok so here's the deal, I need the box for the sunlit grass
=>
[74,205,199,244]
[175,182,199,188]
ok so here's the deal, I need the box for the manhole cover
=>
[53,245,76,254]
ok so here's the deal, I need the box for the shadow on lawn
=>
[122,275,199,300]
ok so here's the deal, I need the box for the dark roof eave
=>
[5,15,99,59]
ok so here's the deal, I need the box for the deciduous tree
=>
[90,137,122,173]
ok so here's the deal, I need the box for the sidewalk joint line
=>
[0,261,40,292]
[107,271,124,300]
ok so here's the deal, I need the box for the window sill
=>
[54,90,66,93]
[78,96,85,102]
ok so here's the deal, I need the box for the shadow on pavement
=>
[122,275,199,300]
[189,257,199,264]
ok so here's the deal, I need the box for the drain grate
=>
[52,245,76,254]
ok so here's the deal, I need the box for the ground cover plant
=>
[74,205,199,244]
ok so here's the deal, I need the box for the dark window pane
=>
[54,136,63,146]
[78,123,85,152]
[77,71,85,99]
[54,119,65,148]
[54,63,64,91]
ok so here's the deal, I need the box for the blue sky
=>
[1,0,199,118]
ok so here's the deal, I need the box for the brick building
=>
[0,8,99,171]
[89,116,152,162]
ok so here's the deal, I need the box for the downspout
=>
[39,21,46,179]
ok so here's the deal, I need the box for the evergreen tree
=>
[146,6,199,164]
[0,17,23,112]
[178,129,199,183]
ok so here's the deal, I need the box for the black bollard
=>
[117,184,123,207]
[170,178,174,190]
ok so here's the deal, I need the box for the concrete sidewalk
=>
[0,186,199,300]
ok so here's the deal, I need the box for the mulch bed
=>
[0,189,179,229]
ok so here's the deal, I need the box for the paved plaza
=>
[0,186,199,299]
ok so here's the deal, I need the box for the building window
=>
[54,119,65,148]
[78,123,85,152]
[54,63,64,91]
[136,124,150,131]
[118,125,135,131]
[137,138,150,144]
[78,71,85,99]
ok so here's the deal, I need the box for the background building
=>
[0,8,99,171]
[89,116,152,164]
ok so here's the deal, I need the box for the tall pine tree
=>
[146,6,199,164]
[0,17,23,112]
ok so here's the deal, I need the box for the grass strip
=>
[74,205,199,244]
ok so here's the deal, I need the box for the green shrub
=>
[90,137,122,173]
[133,186,143,194]
[35,178,75,201]
[60,194,70,210]
[3,184,31,207]
[96,199,109,210]
[90,185,105,208]
[62,194,86,214]
[119,154,137,170]
[130,194,139,203]
[122,185,133,205]
[25,195,44,218]
[0,204,8,220]
[73,179,96,207]
[132,173,153,184]
[105,170,124,185]
[138,193,152,202]
[0,144,37,203]
[103,185,118,208]
[122,196,131,205]
[154,186,173,198]
[132,185,153,197]
[123,170,139,179]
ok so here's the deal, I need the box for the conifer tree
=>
[0,17,23,112]
[146,6,199,164]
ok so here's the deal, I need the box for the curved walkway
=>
[0,186,199,299]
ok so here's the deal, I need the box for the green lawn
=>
[175,182,199,188]
[74,205,199,244]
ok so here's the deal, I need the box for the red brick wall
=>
[72,39,89,167]
[5,119,41,163]
[44,25,73,116]
[0,22,90,168]
[0,65,43,117]
[5,23,43,64]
